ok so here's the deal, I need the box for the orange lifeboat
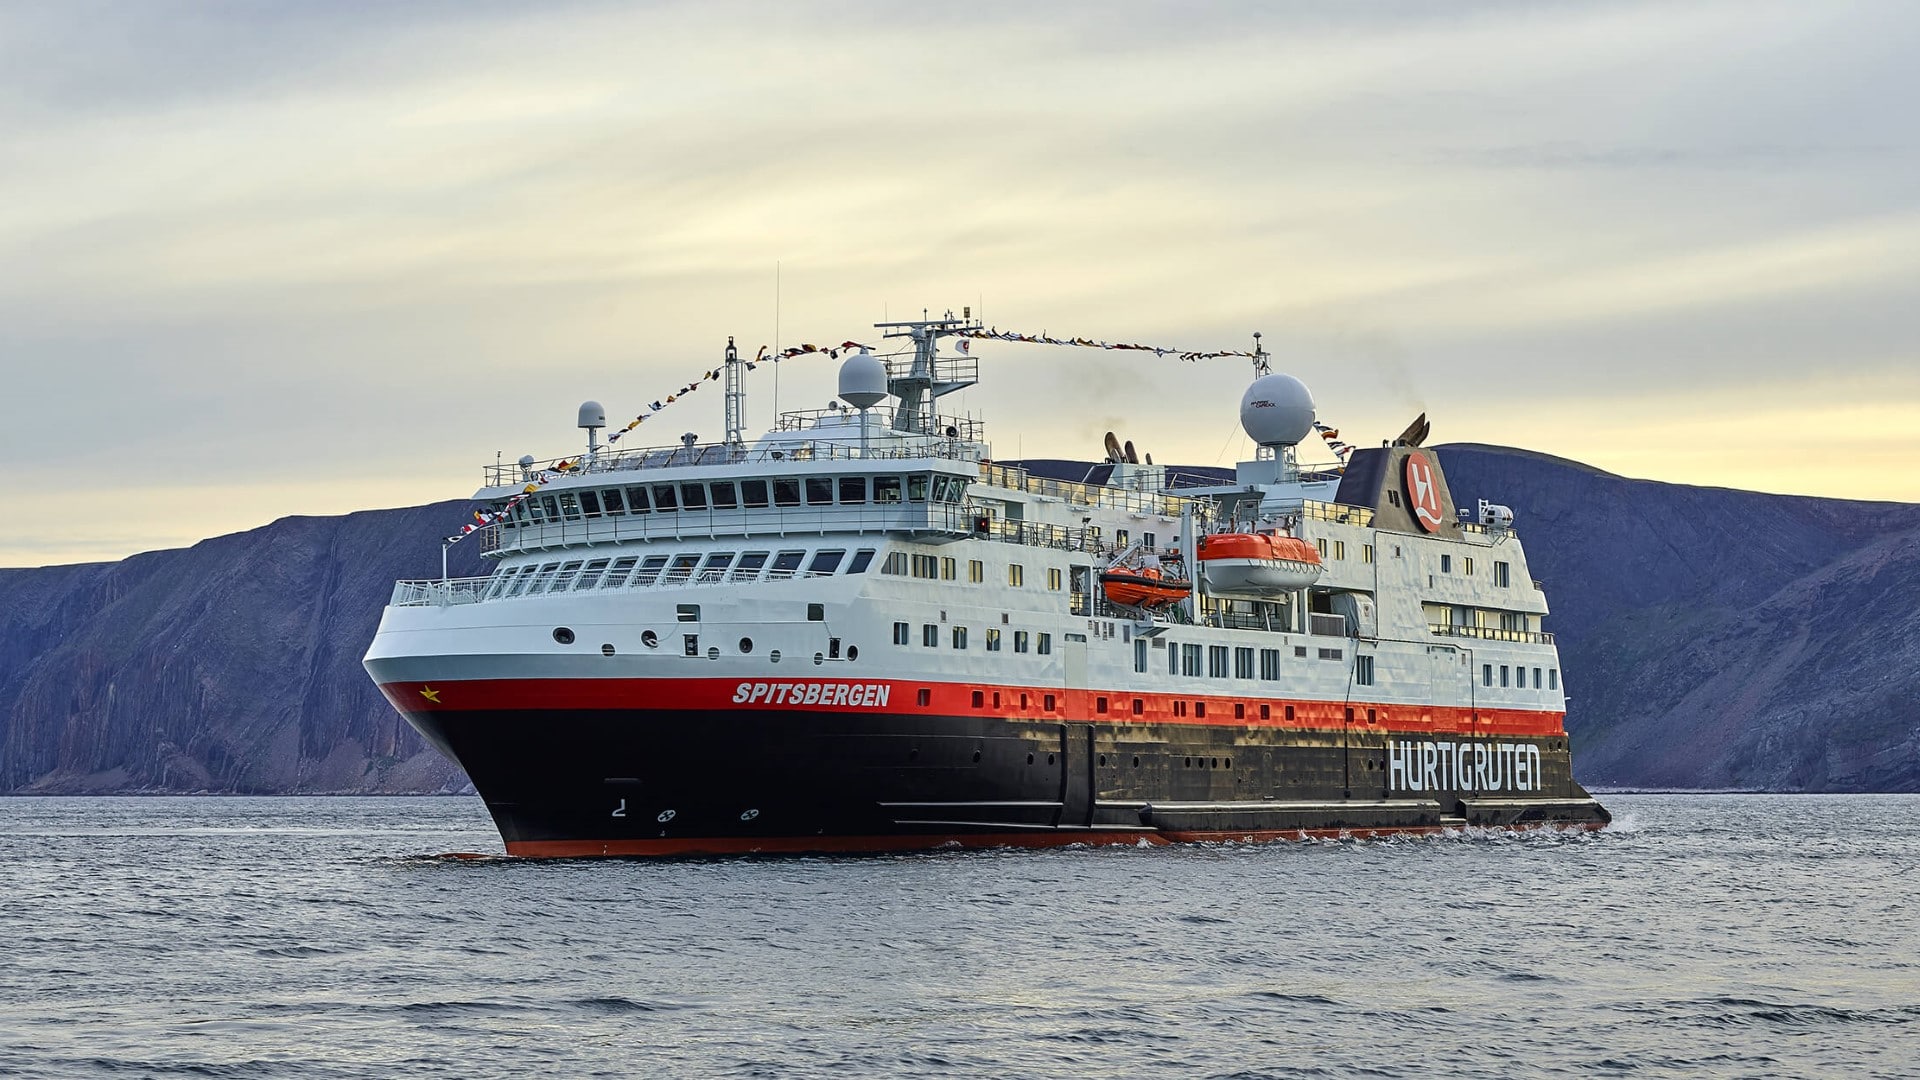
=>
[1195,532,1323,599]
[1099,564,1192,609]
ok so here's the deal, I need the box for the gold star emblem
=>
[419,685,441,703]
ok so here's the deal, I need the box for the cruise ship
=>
[363,313,1610,856]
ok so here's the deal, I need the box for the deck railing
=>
[1427,623,1555,645]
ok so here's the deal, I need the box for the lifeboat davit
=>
[1099,565,1192,609]
[1196,532,1322,599]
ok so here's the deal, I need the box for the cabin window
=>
[1294,646,1307,657]
[773,478,802,507]
[1133,698,1145,716]
[601,488,626,514]
[1134,640,1148,673]
[1037,633,1052,655]
[579,491,602,518]
[730,552,769,581]
[605,556,638,588]
[1356,655,1375,686]
[710,482,738,510]
[664,554,700,584]
[809,550,846,574]
[1495,561,1511,587]
[1009,564,1025,587]
[874,476,902,503]
[576,559,611,590]
[986,629,1002,652]
[651,485,678,512]
[1483,663,1493,686]
[1181,644,1203,677]
[1332,540,1346,560]
[1440,553,1452,573]
[676,604,700,622]
[1208,646,1229,678]
[952,626,968,649]
[1362,544,1373,564]
[511,564,553,597]
[1549,669,1559,690]
[806,478,834,506]
[1173,701,1187,718]
[969,560,985,583]
[893,622,910,645]
[1500,665,1510,687]
[1235,647,1255,679]
[634,555,669,586]
[941,557,957,580]
[770,550,805,578]
[1169,643,1180,675]
[923,624,938,647]
[1465,557,1476,576]
[882,552,908,575]
[1533,667,1543,689]
[740,479,770,508]
[1318,648,1343,661]
[1260,649,1280,680]
[1014,631,1030,653]
[1048,568,1063,590]
[848,549,876,574]
[1316,537,1327,557]
[558,493,582,520]
[839,476,867,504]
[971,690,984,708]
[624,486,650,514]
[1096,696,1108,714]
[698,553,733,582]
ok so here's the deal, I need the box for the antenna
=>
[1251,331,1270,378]
[723,336,745,447]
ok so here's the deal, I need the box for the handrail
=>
[1427,623,1555,645]
[389,566,851,608]
[486,426,985,486]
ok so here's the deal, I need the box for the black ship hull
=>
[397,702,1610,857]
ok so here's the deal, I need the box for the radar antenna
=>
[874,309,982,435]
[1251,331,1270,378]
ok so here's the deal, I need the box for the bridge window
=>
[624,486,649,513]
[806,478,833,506]
[601,488,626,514]
[540,495,561,521]
[558,492,582,520]
[579,491,602,517]
[847,549,876,574]
[809,550,845,574]
[773,478,801,507]
[874,476,902,503]
[730,552,769,581]
[839,476,867,504]
[651,485,678,512]
[634,555,669,586]
[740,479,770,508]
[907,474,930,502]
[710,481,738,509]
[770,550,805,579]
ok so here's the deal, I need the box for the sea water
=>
[1,794,1915,1079]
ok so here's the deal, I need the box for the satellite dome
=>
[837,350,889,409]
[577,400,606,429]
[1239,374,1315,447]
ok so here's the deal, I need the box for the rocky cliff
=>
[1,449,1915,793]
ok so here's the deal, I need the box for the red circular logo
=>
[1404,452,1445,533]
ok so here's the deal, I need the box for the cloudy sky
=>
[3,0,1916,566]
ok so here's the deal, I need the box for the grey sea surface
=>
[1,794,1915,1079]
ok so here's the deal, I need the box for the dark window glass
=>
[907,474,930,502]
[634,555,669,585]
[680,483,707,510]
[839,476,867,504]
[558,492,582,519]
[740,479,770,508]
[605,556,638,588]
[665,554,701,583]
[699,552,734,581]
[806,478,833,505]
[601,488,625,514]
[847,549,876,574]
[771,550,805,577]
[730,552,769,581]
[874,476,902,503]
[774,479,802,507]
[579,491,602,517]
[809,550,845,574]
[710,482,738,509]
[540,495,561,520]
[625,486,649,513]
[652,485,678,511]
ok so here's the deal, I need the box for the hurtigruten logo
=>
[1387,739,1543,793]
[1403,451,1446,533]
[732,682,893,707]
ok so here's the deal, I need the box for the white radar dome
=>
[577,400,606,429]
[1239,374,1315,447]
[837,350,889,409]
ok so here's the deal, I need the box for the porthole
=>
[1047,754,1055,766]
[813,652,825,665]
[641,630,659,649]
[600,643,615,657]
[1098,755,1107,767]
[972,750,982,763]
[707,646,720,660]
[1132,755,1141,768]
[1225,757,1232,770]
[846,645,858,661]
[739,637,753,653]
[1027,753,1035,765]
[552,627,576,645]
[1184,757,1192,768]
[769,649,782,663]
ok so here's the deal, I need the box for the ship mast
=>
[723,335,745,448]
[875,309,981,435]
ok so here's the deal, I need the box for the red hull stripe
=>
[380,677,1566,738]
[505,821,1605,858]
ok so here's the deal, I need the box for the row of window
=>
[892,622,1054,655]
[506,473,967,526]
[487,547,877,600]
[1134,641,1364,682]
[1484,664,1558,690]
[1433,553,1515,585]
[882,553,1065,590]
